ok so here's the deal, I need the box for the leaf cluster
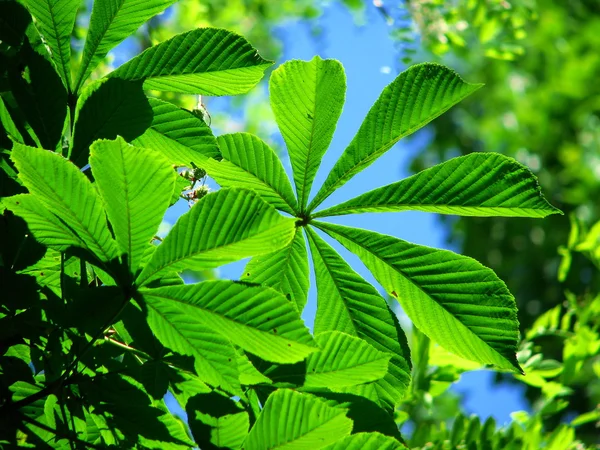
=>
[0,0,561,448]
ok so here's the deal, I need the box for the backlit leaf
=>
[242,227,309,312]
[136,188,295,286]
[90,137,176,276]
[316,222,522,373]
[245,389,353,450]
[309,63,482,210]
[315,153,561,218]
[140,281,317,364]
[111,28,272,95]
[270,57,345,210]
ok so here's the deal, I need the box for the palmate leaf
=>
[315,153,561,218]
[207,133,298,215]
[21,0,79,92]
[309,63,482,211]
[74,0,178,92]
[242,227,309,312]
[306,227,411,408]
[10,143,118,263]
[90,137,176,276]
[244,389,353,450]
[70,78,152,168]
[140,281,317,364]
[270,57,345,210]
[132,98,219,167]
[193,410,249,450]
[323,432,406,450]
[304,332,391,388]
[111,28,272,95]
[136,188,296,286]
[316,222,522,373]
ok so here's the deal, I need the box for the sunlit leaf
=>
[137,188,295,286]
[323,432,406,450]
[140,281,317,364]
[270,57,345,209]
[111,28,272,95]
[309,63,482,210]
[316,221,522,373]
[90,137,176,276]
[11,143,118,263]
[242,227,309,312]
[207,133,298,214]
[307,227,411,407]
[21,0,79,91]
[132,98,219,167]
[315,153,561,218]
[244,389,353,450]
[305,331,391,388]
[75,0,178,91]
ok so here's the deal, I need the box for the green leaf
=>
[111,28,272,95]
[70,78,152,168]
[11,143,118,263]
[132,98,219,167]
[315,153,561,218]
[244,389,353,450]
[3,194,85,252]
[21,0,79,91]
[323,432,406,450]
[192,408,249,450]
[136,188,295,286]
[309,63,482,211]
[237,349,272,385]
[89,137,176,276]
[6,40,67,150]
[305,332,390,388]
[74,0,178,91]
[242,227,309,312]
[140,297,241,394]
[270,57,345,209]
[140,280,317,364]
[316,222,522,373]
[207,133,298,215]
[306,227,411,407]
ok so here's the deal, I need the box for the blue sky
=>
[112,0,529,429]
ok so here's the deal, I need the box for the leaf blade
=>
[132,97,219,166]
[11,143,118,263]
[306,227,411,408]
[209,133,298,214]
[136,188,295,286]
[21,0,79,91]
[270,57,345,209]
[74,0,178,91]
[245,389,353,450]
[111,28,272,95]
[70,78,152,168]
[316,221,522,373]
[305,332,391,388]
[90,137,176,276]
[315,153,561,218]
[242,227,309,312]
[140,281,317,363]
[309,63,482,211]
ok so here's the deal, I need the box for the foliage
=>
[408,0,600,438]
[0,0,564,449]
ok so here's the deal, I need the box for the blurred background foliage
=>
[70,0,600,446]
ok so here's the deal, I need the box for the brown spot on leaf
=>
[391,290,398,298]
